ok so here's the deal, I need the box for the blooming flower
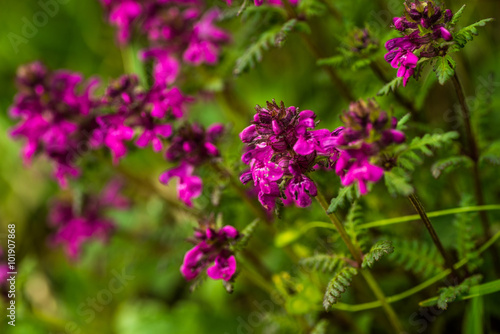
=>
[9,62,100,187]
[384,0,454,86]
[333,99,406,194]
[159,123,224,206]
[181,225,239,281]
[101,0,230,86]
[240,100,339,211]
[49,180,129,259]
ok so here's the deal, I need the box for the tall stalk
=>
[316,189,404,333]
[408,193,460,280]
[450,72,500,269]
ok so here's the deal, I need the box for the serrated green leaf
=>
[389,239,444,278]
[419,275,483,309]
[327,184,358,213]
[450,18,494,52]
[431,155,473,178]
[384,167,414,197]
[433,55,456,85]
[450,5,467,25]
[323,267,358,310]
[362,240,394,269]
[300,254,346,273]
[377,76,403,96]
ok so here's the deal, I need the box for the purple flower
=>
[9,62,101,186]
[334,99,406,195]
[384,1,454,86]
[159,162,202,207]
[108,1,142,44]
[180,225,239,281]
[49,180,129,259]
[240,100,339,211]
[91,114,135,164]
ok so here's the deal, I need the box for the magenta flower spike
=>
[180,225,239,282]
[240,100,339,211]
[384,1,454,86]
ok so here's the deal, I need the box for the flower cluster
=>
[384,0,454,86]
[100,0,230,86]
[160,123,224,206]
[90,74,190,164]
[240,100,339,211]
[9,62,190,186]
[181,225,240,282]
[334,99,406,194]
[49,181,129,259]
[9,62,100,187]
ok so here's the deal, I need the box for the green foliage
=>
[396,113,412,131]
[397,131,460,174]
[323,267,358,310]
[389,239,444,278]
[436,275,482,310]
[431,156,473,178]
[377,76,403,96]
[454,196,481,271]
[311,319,329,334]
[480,140,500,166]
[362,240,394,269]
[433,55,456,85]
[300,254,346,273]
[463,297,484,334]
[234,18,306,75]
[345,201,369,252]
[297,0,327,17]
[327,184,359,213]
[233,219,259,252]
[450,5,467,25]
[384,167,414,197]
[450,18,494,52]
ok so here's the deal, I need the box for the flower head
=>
[240,100,339,211]
[333,99,406,194]
[384,1,454,86]
[49,180,129,259]
[181,224,239,281]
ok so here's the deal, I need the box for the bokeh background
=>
[1,0,500,333]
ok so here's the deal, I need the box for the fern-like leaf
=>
[454,195,481,271]
[311,319,329,334]
[297,0,327,17]
[345,201,369,252]
[300,254,346,273]
[450,5,467,25]
[389,239,444,278]
[480,140,500,166]
[362,240,394,269]
[433,55,456,85]
[327,184,358,213]
[450,18,494,52]
[436,275,482,310]
[377,76,403,96]
[431,155,473,178]
[233,219,259,252]
[384,167,414,197]
[234,27,280,75]
[323,267,358,310]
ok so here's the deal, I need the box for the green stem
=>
[315,191,362,264]
[315,187,404,333]
[212,163,272,225]
[328,230,500,312]
[408,193,460,280]
[360,270,404,333]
